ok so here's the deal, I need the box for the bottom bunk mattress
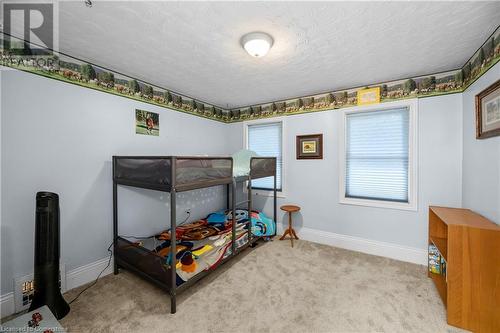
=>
[118,209,275,287]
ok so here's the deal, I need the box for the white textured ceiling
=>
[53,1,500,107]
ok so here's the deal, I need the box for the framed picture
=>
[476,79,500,139]
[357,87,380,106]
[296,134,323,159]
[135,109,159,136]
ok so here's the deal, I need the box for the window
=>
[246,122,283,191]
[340,101,417,210]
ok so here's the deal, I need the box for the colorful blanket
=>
[153,209,275,285]
[208,209,276,237]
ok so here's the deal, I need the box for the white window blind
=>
[345,107,409,202]
[247,122,282,190]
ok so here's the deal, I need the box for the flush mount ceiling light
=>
[241,32,274,58]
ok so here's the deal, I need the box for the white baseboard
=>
[65,257,114,291]
[277,224,427,266]
[1,292,14,318]
[1,257,113,319]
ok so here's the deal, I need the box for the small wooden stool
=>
[280,205,300,247]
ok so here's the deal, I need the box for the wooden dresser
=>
[428,206,500,332]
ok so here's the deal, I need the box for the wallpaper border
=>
[227,25,500,122]
[0,33,230,123]
[1,25,499,123]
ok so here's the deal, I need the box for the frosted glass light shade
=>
[241,32,274,58]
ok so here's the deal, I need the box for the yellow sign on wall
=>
[357,87,381,106]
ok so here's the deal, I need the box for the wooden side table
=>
[280,205,300,247]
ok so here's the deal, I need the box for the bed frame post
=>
[231,179,236,255]
[248,176,253,247]
[273,158,277,237]
[226,184,230,210]
[112,157,119,275]
[170,157,177,314]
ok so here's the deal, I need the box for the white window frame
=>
[243,118,286,198]
[338,99,418,211]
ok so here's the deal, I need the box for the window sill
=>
[339,197,417,211]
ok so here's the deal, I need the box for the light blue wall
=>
[462,62,500,224]
[2,62,497,297]
[234,93,464,250]
[0,68,239,295]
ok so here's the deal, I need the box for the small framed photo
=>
[296,134,323,159]
[135,109,159,136]
[476,79,500,139]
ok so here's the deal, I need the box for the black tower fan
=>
[29,192,70,319]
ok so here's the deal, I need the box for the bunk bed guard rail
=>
[250,157,276,179]
[113,156,233,192]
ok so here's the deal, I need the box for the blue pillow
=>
[207,211,227,224]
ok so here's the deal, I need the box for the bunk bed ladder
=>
[231,179,236,256]
[273,168,277,237]
[248,177,254,247]
[170,157,177,314]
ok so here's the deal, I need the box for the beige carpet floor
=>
[61,239,465,333]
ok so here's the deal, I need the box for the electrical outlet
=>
[14,263,66,313]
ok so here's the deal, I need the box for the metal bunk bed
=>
[112,156,277,314]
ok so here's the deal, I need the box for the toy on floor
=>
[28,312,43,328]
